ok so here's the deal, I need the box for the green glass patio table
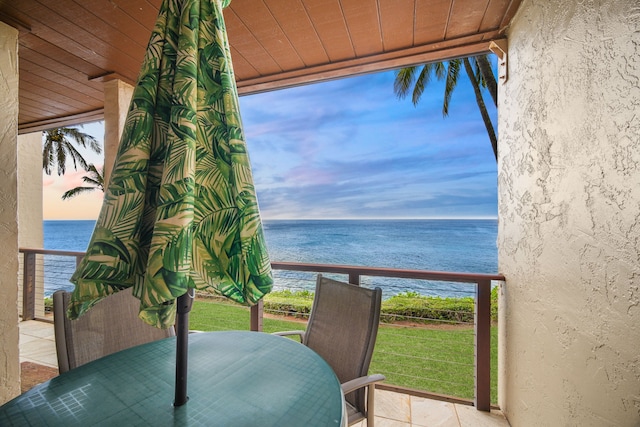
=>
[0,331,346,426]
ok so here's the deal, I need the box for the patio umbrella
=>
[67,0,273,406]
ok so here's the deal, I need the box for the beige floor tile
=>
[19,337,57,367]
[19,337,55,356]
[375,389,411,423]
[19,333,40,345]
[373,417,411,427]
[454,404,510,427]
[19,320,55,339]
[410,397,460,427]
[39,354,59,368]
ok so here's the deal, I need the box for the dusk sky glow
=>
[43,68,498,220]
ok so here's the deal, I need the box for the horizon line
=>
[43,216,498,221]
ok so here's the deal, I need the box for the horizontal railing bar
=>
[271,261,504,284]
[19,248,86,257]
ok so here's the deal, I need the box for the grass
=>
[190,296,499,403]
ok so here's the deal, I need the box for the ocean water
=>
[43,219,497,298]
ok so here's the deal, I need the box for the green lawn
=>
[189,298,498,403]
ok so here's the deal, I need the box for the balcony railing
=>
[18,247,504,411]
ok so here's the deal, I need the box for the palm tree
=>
[61,164,104,200]
[394,54,498,161]
[42,127,102,176]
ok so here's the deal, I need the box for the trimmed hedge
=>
[197,287,499,324]
[265,287,498,324]
[381,292,475,323]
[263,289,314,319]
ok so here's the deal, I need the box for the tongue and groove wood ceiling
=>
[0,0,521,133]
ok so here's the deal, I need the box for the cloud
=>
[43,176,56,187]
[240,70,498,219]
[44,71,498,220]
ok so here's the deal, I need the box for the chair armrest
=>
[53,290,70,374]
[341,374,386,394]
[272,330,305,342]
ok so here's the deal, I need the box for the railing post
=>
[22,251,36,321]
[474,279,491,411]
[348,273,360,285]
[250,298,264,332]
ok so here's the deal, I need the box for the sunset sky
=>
[43,68,498,221]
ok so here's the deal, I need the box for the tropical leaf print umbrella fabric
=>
[68,0,273,329]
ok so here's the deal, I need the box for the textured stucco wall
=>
[17,132,44,317]
[0,21,21,404]
[497,0,640,425]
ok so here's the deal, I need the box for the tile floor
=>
[19,320,57,368]
[352,390,510,427]
[19,320,510,426]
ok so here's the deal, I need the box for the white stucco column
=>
[18,131,44,317]
[103,79,133,186]
[0,21,21,404]
[497,0,639,425]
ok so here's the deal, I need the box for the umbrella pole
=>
[174,288,194,407]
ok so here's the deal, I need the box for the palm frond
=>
[61,187,93,200]
[411,64,432,106]
[82,164,104,189]
[430,62,443,79]
[43,127,102,176]
[476,54,498,107]
[61,163,104,200]
[467,56,483,87]
[82,177,102,187]
[393,67,417,99]
[58,127,101,154]
[64,142,90,172]
[442,60,461,117]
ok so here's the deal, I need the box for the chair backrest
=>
[303,274,382,413]
[53,288,174,374]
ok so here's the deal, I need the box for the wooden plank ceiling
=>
[0,0,521,134]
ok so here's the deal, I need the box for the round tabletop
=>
[0,331,345,426]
